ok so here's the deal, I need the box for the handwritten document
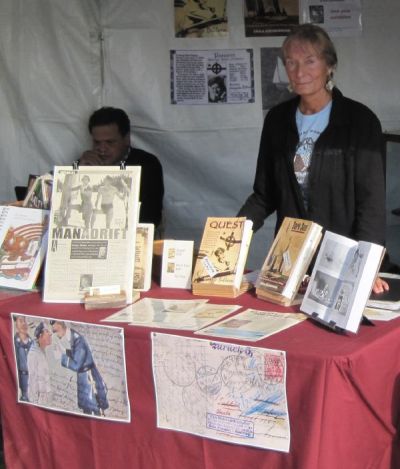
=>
[152,332,290,452]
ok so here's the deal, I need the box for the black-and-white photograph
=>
[244,0,299,37]
[309,5,324,24]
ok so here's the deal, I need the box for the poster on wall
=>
[12,313,130,422]
[171,49,255,105]
[261,47,294,112]
[174,0,228,38]
[244,0,299,37]
[300,0,362,36]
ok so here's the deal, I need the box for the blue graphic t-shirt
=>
[294,101,332,208]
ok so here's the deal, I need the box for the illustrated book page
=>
[133,223,154,292]
[257,217,322,302]
[43,166,140,303]
[300,231,385,333]
[196,308,307,341]
[192,217,253,290]
[152,332,290,452]
[12,313,130,422]
[0,205,49,290]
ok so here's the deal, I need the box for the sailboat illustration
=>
[272,56,289,91]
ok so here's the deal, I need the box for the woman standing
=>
[239,23,389,292]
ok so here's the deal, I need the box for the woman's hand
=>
[372,277,389,294]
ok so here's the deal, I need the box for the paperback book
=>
[192,217,253,298]
[0,205,49,290]
[256,217,322,306]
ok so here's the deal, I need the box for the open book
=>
[0,205,49,290]
[300,231,385,333]
[256,217,322,306]
[192,217,253,298]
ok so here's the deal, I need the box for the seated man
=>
[79,107,164,228]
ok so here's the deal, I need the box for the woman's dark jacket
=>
[239,87,386,247]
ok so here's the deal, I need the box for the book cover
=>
[192,217,253,297]
[256,217,322,306]
[0,205,49,290]
[23,174,53,210]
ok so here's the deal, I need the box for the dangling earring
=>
[326,72,334,92]
[287,83,293,93]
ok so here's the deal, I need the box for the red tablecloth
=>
[1,286,400,469]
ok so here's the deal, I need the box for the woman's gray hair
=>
[282,23,338,69]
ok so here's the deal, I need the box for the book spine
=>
[234,221,253,290]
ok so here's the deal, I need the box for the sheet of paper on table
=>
[102,298,241,331]
[196,308,307,341]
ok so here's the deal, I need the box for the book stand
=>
[310,312,374,334]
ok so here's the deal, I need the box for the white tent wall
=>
[0,0,101,189]
[0,0,399,269]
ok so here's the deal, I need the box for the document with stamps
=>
[12,313,130,422]
[152,333,290,452]
[196,309,307,341]
[43,166,140,303]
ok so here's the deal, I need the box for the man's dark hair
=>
[88,107,131,137]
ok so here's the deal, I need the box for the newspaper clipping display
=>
[171,49,254,105]
[174,0,228,38]
[43,166,140,303]
[12,313,130,422]
[152,332,290,452]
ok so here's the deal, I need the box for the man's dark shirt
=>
[125,147,164,227]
